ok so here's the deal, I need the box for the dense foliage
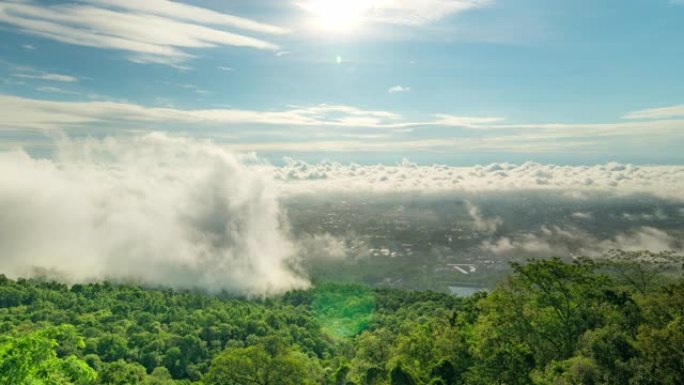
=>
[0,254,683,385]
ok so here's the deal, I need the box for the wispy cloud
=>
[298,0,492,26]
[388,85,411,93]
[36,86,78,94]
[0,0,284,66]
[84,0,288,35]
[624,104,684,120]
[13,72,78,82]
[0,95,405,130]
[1,95,683,156]
[165,82,209,95]
[435,114,504,127]
[370,0,492,25]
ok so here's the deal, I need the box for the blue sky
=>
[1,0,683,165]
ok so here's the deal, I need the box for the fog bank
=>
[0,134,308,296]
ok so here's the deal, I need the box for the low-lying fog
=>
[1,134,682,295]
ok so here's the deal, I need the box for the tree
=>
[163,346,185,378]
[389,364,417,385]
[333,363,351,385]
[96,335,128,362]
[349,329,393,384]
[471,258,612,384]
[97,360,146,385]
[0,326,96,385]
[631,317,684,385]
[532,356,600,385]
[579,326,638,385]
[469,341,535,385]
[204,344,320,385]
[430,360,459,385]
[144,367,176,385]
[362,367,385,385]
[598,250,683,294]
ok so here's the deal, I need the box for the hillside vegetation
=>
[1,254,683,385]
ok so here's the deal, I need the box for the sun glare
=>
[301,0,372,32]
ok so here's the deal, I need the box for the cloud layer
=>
[272,160,684,260]
[0,134,307,296]
[273,159,684,201]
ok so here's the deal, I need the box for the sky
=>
[1,0,683,165]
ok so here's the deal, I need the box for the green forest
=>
[1,253,683,385]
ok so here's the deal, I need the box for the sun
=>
[301,0,373,32]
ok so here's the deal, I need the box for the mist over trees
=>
[1,253,683,385]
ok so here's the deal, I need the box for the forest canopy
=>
[0,252,683,385]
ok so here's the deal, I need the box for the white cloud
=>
[1,95,683,156]
[36,86,77,95]
[296,233,351,260]
[167,82,208,95]
[13,72,78,82]
[479,225,681,258]
[571,212,593,220]
[465,201,502,233]
[272,160,684,202]
[625,104,684,120]
[388,85,411,93]
[0,95,405,130]
[622,209,668,222]
[85,0,288,35]
[370,0,492,25]
[592,227,678,254]
[0,134,308,296]
[479,119,684,136]
[0,0,283,65]
[298,0,492,26]
[481,230,558,256]
[435,114,504,127]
